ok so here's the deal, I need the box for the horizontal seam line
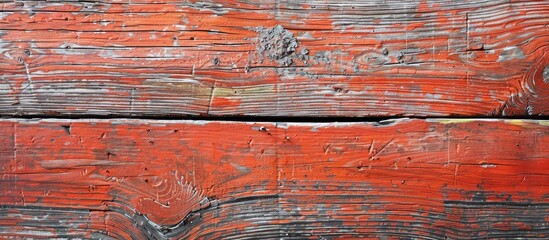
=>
[0,114,548,123]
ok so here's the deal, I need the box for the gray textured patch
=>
[543,65,549,83]
[314,51,331,64]
[257,25,298,66]
[497,46,525,62]
[188,2,228,15]
[298,48,309,62]
[90,232,118,240]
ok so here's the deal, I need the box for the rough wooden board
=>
[0,118,547,239]
[1,0,548,117]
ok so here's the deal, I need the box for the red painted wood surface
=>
[1,1,548,239]
[0,119,547,238]
[1,1,548,117]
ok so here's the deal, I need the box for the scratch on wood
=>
[22,62,33,91]
[206,84,216,115]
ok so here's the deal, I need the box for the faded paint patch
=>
[187,2,229,15]
[506,120,525,126]
[537,121,549,126]
[212,85,275,98]
[436,119,478,124]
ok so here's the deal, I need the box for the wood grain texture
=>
[0,118,547,239]
[1,0,548,117]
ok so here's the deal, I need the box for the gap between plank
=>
[1,114,547,123]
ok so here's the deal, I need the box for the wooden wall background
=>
[0,0,548,239]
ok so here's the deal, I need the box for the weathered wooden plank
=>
[0,118,547,238]
[1,1,548,117]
